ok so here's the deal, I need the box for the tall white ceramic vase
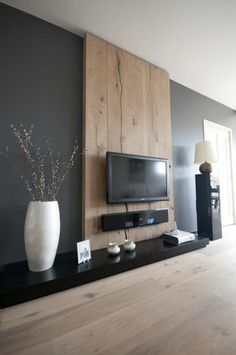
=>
[24,201,60,272]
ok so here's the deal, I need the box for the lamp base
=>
[199,161,212,174]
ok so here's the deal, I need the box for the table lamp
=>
[194,141,217,173]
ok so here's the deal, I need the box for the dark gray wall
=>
[0,3,83,265]
[170,81,236,232]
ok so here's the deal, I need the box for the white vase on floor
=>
[24,201,60,272]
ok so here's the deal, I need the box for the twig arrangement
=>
[0,124,79,201]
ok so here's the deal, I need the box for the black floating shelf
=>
[0,236,209,308]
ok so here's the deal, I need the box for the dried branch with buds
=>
[0,124,80,201]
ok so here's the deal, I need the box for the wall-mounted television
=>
[106,152,169,204]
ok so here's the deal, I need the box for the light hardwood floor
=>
[1,226,236,355]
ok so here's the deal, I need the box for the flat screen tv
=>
[106,152,169,204]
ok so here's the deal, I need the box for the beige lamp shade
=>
[194,141,217,164]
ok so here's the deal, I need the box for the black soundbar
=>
[102,209,168,232]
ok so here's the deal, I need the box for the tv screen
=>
[107,152,169,203]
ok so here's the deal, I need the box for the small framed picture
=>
[77,240,91,264]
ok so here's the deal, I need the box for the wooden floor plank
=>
[0,279,162,354]
[119,294,233,355]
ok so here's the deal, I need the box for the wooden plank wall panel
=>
[84,33,174,250]
[84,34,108,250]
[149,66,174,236]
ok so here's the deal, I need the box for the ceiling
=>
[2,0,236,110]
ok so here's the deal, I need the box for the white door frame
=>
[203,119,236,225]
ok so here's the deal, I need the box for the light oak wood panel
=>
[84,33,174,249]
[1,227,236,354]
[83,34,108,250]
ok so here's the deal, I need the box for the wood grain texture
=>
[84,33,174,250]
[1,226,236,354]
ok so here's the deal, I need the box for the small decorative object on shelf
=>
[0,124,80,272]
[77,240,91,264]
[107,242,120,255]
[123,239,136,251]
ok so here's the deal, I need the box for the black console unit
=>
[0,235,209,308]
[195,173,222,240]
[102,208,168,231]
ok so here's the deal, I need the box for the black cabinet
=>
[0,236,209,308]
[195,173,222,240]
